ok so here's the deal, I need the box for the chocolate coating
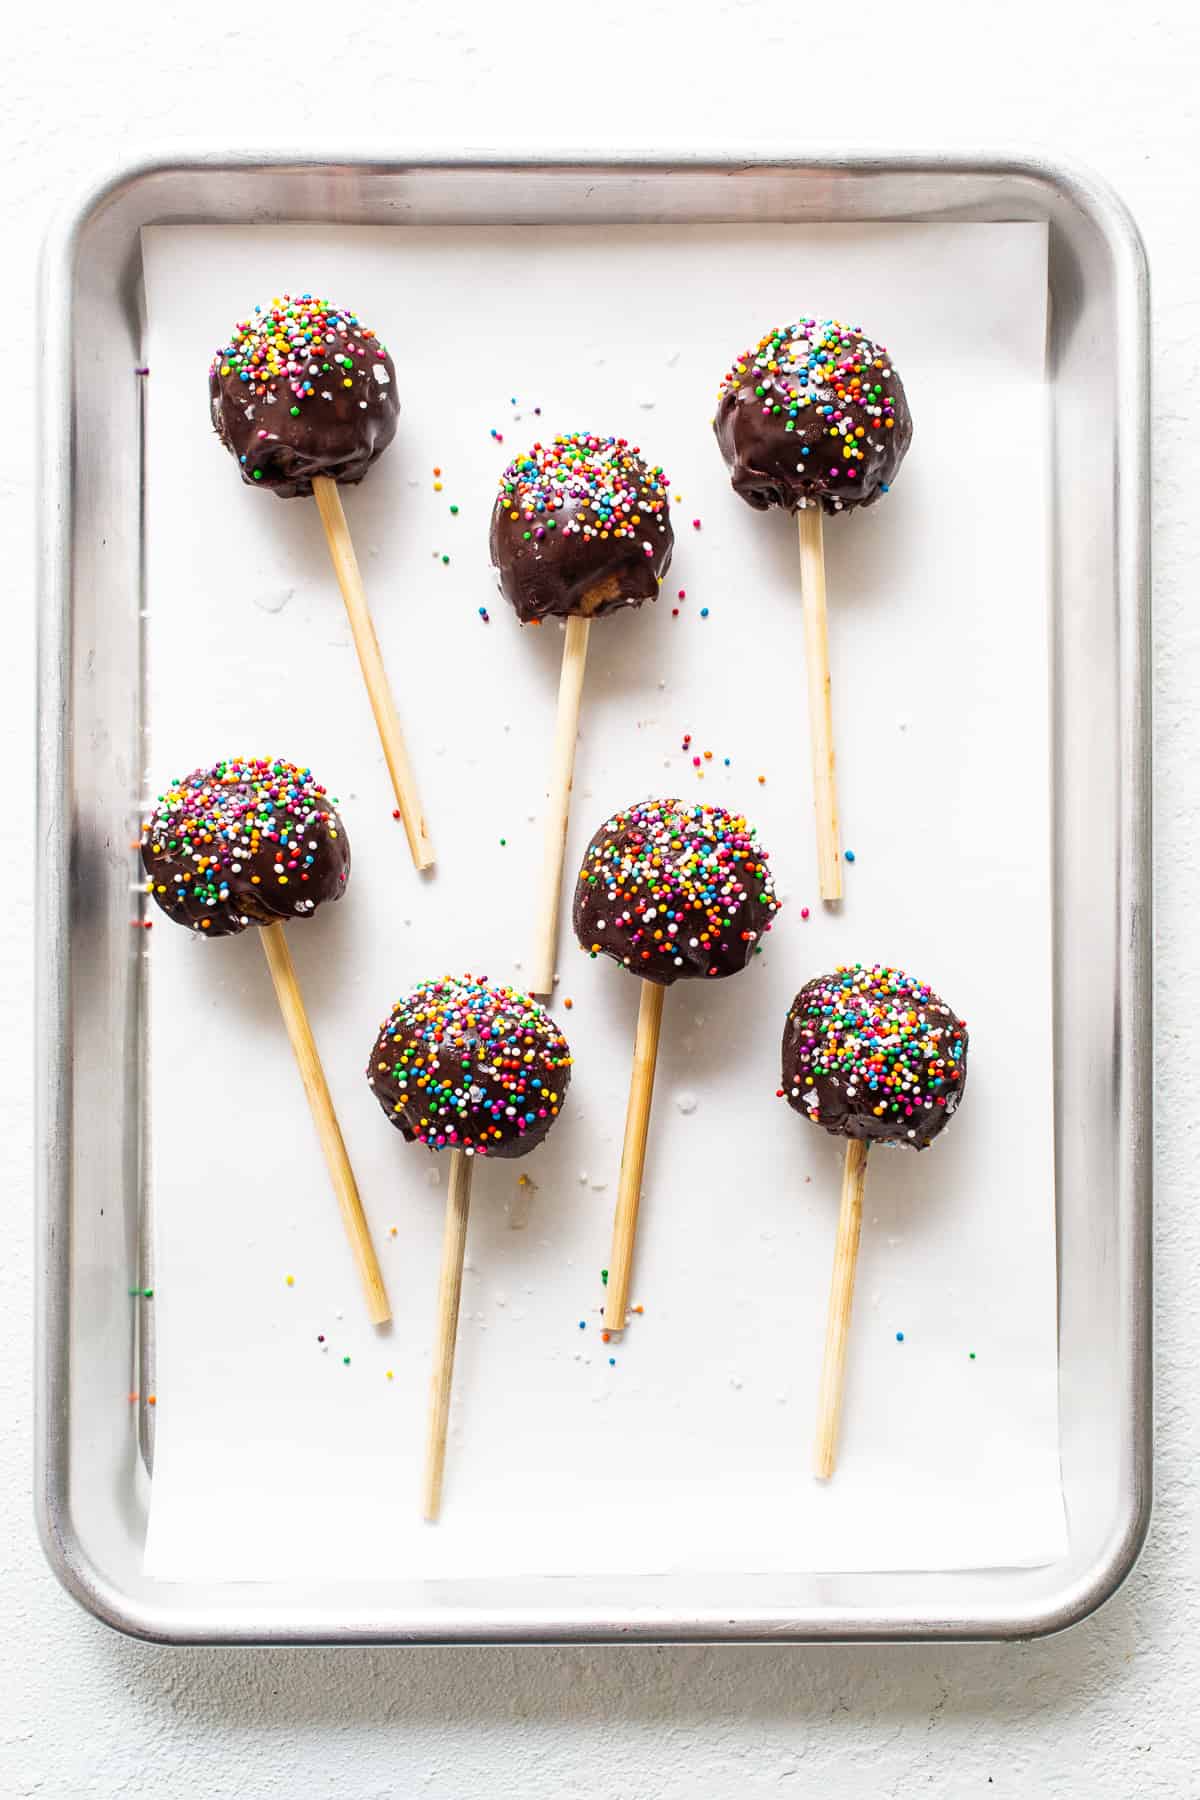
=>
[714,319,912,516]
[367,975,572,1158]
[781,964,968,1149]
[573,796,781,986]
[209,295,399,499]
[141,757,350,937]
[489,433,673,623]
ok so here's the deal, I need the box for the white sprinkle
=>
[675,1091,698,1115]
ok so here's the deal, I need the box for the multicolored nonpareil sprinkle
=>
[717,318,901,467]
[140,757,349,937]
[573,797,781,985]
[210,296,391,403]
[209,294,400,497]
[780,964,968,1149]
[367,975,572,1159]
[496,433,670,548]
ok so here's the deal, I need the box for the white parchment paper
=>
[139,221,1065,1580]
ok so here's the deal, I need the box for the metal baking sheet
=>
[36,152,1151,1644]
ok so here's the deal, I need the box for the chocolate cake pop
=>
[780,964,969,1479]
[493,433,676,998]
[574,796,780,984]
[141,754,387,1323]
[714,319,912,517]
[490,432,673,623]
[367,975,572,1518]
[574,796,781,1332]
[367,974,572,1160]
[782,964,968,1149]
[208,295,431,870]
[713,319,914,901]
[141,757,349,937]
[209,295,399,499]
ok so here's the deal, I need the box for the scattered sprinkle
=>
[845,849,856,863]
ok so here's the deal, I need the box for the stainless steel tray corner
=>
[36,150,1151,1644]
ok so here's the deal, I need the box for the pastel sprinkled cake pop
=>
[208,294,432,869]
[367,975,572,1518]
[713,319,914,901]
[140,756,388,1324]
[574,797,781,1332]
[490,433,675,1000]
[780,964,969,1478]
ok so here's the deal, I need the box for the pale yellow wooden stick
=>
[312,475,434,872]
[603,979,666,1332]
[529,614,591,995]
[796,505,843,901]
[813,1137,869,1478]
[423,1148,474,1521]
[259,921,391,1325]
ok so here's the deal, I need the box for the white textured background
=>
[4,5,1193,1795]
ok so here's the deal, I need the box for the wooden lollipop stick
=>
[311,475,435,872]
[796,505,843,902]
[603,979,666,1331]
[423,1148,474,1521]
[529,614,591,995]
[259,921,391,1326]
[813,1137,869,1478]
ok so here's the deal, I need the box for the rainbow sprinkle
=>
[210,295,390,405]
[496,433,670,549]
[718,319,901,484]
